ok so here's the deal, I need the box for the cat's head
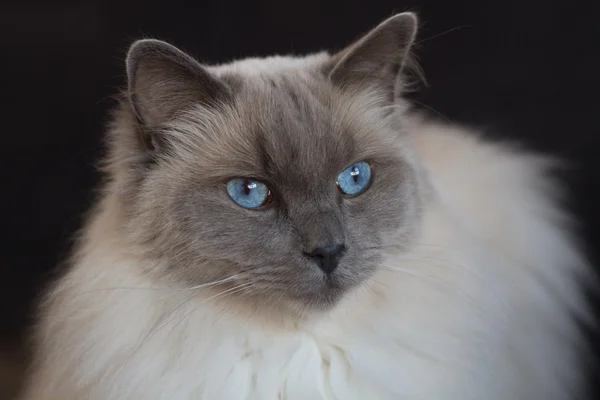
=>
[111,13,422,314]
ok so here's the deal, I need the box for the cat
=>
[21,12,593,400]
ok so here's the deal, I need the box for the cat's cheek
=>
[343,195,401,237]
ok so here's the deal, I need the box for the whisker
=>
[368,242,462,252]
[408,99,451,122]
[366,242,486,281]
[414,25,474,45]
[155,274,246,300]
[168,284,253,332]
[123,282,252,369]
[378,264,491,316]
[122,292,197,367]
[71,274,245,298]
[366,277,394,291]
[395,254,485,281]
[375,240,570,311]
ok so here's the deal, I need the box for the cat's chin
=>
[230,275,354,318]
[280,273,358,313]
[302,282,346,309]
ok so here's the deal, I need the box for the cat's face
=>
[118,13,421,313]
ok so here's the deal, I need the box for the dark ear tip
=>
[388,12,418,25]
[394,11,418,24]
[386,12,419,36]
[126,39,171,80]
[127,39,173,56]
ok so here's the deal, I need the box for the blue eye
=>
[336,161,372,196]
[226,178,272,209]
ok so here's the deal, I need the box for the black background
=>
[1,0,599,397]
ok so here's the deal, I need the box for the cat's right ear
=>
[125,39,230,134]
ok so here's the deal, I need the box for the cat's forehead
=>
[234,74,350,183]
[176,60,399,185]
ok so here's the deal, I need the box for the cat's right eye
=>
[226,178,272,209]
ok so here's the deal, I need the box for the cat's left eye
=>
[337,161,372,196]
[226,178,272,209]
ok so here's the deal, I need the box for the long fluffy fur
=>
[22,29,591,400]
[23,116,590,399]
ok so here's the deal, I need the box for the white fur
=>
[22,114,591,400]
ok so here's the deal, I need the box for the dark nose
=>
[304,243,346,274]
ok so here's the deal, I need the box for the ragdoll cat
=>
[22,12,592,400]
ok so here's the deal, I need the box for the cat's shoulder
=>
[409,117,561,206]
[409,117,569,248]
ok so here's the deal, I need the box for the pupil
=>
[351,166,360,182]
[243,180,255,195]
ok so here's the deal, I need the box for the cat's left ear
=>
[326,12,418,96]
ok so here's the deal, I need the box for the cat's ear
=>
[326,12,418,95]
[126,39,229,128]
